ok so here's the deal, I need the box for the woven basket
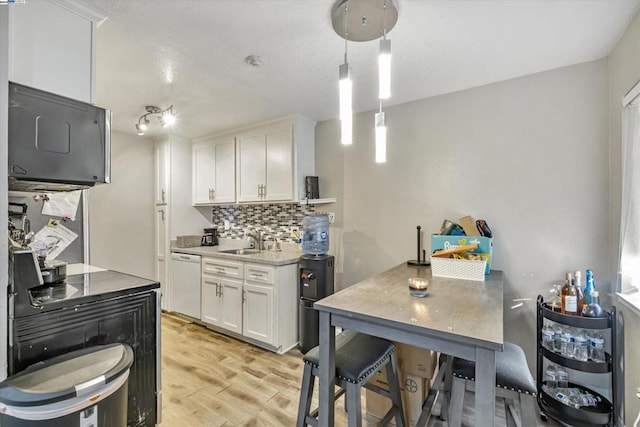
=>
[430,257,486,281]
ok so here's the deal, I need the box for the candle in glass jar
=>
[408,277,429,297]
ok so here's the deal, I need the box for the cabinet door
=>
[155,206,169,310]
[213,138,236,203]
[9,1,95,102]
[237,133,266,202]
[192,143,215,204]
[201,276,222,326]
[264,124,294,201]
[220,278,243,334]
[155,139,169,205]
[243,283,274,345]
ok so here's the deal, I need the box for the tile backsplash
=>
[211,203,317,243]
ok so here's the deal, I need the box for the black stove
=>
[8,248,161,427]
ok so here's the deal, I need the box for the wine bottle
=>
[561,272,578,315]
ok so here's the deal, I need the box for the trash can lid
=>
[0,343,134,407]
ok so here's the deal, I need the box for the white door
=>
[155,206,169,310]
[264,124,293,201]
[237,132,266,202]
[243,283,274,345]
[192,143,215,204]
[201,275,222,326]
[214,139,236,203]
[220,277,243,334]
[155,139,169,205]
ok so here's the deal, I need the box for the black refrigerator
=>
[299,254,335,354]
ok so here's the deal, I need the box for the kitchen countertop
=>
[171,245,301,266]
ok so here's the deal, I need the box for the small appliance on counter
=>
[201,227,219,246]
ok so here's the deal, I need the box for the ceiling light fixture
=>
[338,3,352,145]
[331,0,398,161]
[135,105,176,136]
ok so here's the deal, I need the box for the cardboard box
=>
[395,343,437,379]
[431,234,493,273]
[365,372,430,427]
[403,373,428,427]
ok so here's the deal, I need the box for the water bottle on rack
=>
[561,327,575,358]
[553,323,563,353]
[545,364,558,388]
[590,333,606,363]
[556,366,569,388]
[574,329,589,361]
[542,322,554,351]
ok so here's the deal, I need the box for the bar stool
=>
[445,342,538,427]
[296,330,405,427]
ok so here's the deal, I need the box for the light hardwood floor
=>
[160,313,550,426]
[160,313,350,426]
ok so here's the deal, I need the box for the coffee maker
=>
[201,227,219,246]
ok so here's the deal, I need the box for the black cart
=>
[536,295,617,426]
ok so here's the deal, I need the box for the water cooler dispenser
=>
[299,254,334,353]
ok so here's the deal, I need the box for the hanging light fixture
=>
[331,0,398,159]
[135,105,176,136]
[375,110,386,163]
[379,37,391,100]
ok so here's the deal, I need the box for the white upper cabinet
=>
[193,115,315,204]
[192,136,235,205]
[237,122,293,202]
[8,0,106,103]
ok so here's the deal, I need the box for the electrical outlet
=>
[327,212,335,224]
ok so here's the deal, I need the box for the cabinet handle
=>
[161,209,165,221]
[243,290,246,303]
[262,185,266,198]
[215,283,220,297]
[220,284,224,297]
[161,189,166,203]
[216,267,224,274]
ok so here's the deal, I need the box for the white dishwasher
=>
[171,253,201,319]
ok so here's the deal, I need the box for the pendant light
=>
[338,2,352,145]
[331,0,398,159]
[375,109,386,163]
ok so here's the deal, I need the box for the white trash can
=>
[0,343,134,427]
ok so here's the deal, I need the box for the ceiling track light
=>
[135,105,176,136]
[331,0,398,157]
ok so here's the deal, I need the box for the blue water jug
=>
[302,214,330,255]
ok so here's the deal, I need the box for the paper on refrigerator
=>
[31,222,78,260]
[41,190,81,221]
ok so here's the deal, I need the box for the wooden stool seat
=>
[297,330,405,427]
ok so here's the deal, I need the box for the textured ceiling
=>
[85,0,640,140]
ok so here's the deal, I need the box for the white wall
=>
[608,10,640,425]
[316,59,610,374]
[88,130,155,279]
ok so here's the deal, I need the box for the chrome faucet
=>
[248,230,263,251]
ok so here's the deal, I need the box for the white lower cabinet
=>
[243,283,274,345]
[201,275,243,334]
[200,257,297,354]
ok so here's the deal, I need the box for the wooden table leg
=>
[475,347,496,426]
[318,311,335,427]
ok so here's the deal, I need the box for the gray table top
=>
[314,263,504,350]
